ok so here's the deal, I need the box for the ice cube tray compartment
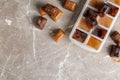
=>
[109,0,120,6]
[87,36,102,50]
[98,15,113,28]
[78,17,92,32]
[72,29,88,43]
[89,0,104,10]
[69,0,120,53]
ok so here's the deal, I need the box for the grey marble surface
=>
[0,0,120,80]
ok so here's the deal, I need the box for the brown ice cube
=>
[84,8,98,18]
[36,16,47,30]
[110,45,120,57]
[50,8,63,22]
[72,29,87,43]
[110,31,120,47]
[42,4,57,15]
[64,0,77,12]
[89,0,104,10]
[99,4,109,17]
[87,36,101,50]
[52,29,66,43]
[92,27,107,39]
[98,15,113,28]
[109,0,120,6]
[107,3,119,17]
[78,18,92,32]
[83,8,98,27]
[39,7,47,16]
[43,4,63,22]
[86,16,98,27]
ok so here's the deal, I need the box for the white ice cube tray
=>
[69,0,120,53]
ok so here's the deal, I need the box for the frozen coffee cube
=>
[109,0,120,6]
[107,3,119,17]
[98,15,113,28]
[64,0,77,12]
[43,4,57,15]
[99,4,109,17]
[43,4,63,22]
[87,37,101,50]
[110,45,120,57]
[52,29,66,42]
[36,16,47,30]
[110,31,120,47]
[92,27,107,39]
[72,29,87,43]
[51,8,63,22]
[78,18,92,32]
[89,0,104,10]
[39,7,47,16]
